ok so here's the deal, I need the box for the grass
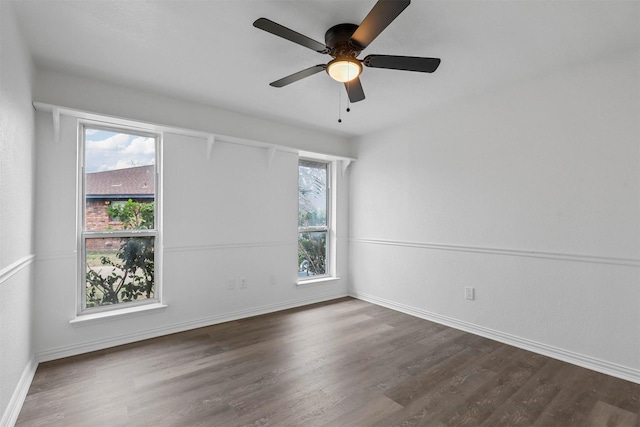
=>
[85,250,120,267]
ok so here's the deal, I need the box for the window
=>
[80,125,160,313]
[298,159,330,279]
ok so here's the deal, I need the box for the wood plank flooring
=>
[16,297,640,426]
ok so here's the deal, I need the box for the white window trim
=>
[77,121,163,316]
[69,303,168,326]
[297,157,337,284]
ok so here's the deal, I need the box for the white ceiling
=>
[10,0,639,137]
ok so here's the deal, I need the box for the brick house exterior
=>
[86,165,154,250]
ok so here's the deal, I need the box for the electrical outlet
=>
[240,277,247,289]
[227,278,236,290]
[465,287,475,300]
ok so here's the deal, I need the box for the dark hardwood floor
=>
[16,297,640,426]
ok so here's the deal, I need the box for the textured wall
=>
[0,2,36,424]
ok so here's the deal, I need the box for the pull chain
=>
[346,66,352,113]
[338,85,342,123]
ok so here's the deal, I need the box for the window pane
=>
[84,128,155,231]
[85,237,155,308]
[298,231,326,277]
[299,161,327,228]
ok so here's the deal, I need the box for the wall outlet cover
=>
[465,287,475,300]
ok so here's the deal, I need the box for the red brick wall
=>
[86,200,119,231]
[85,199,123,251]
[84,199,153,251]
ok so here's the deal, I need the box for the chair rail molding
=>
[350,237,640,267]
[0,254,35,286]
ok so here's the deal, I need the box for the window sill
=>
[70,303,168,326]
[297,276,341,286]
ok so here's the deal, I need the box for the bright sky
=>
[85,128,155,173]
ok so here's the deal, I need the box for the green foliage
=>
[86,200,155,308]
[298,211,326,228]
[298,232,326,276]
[107,199,154,229]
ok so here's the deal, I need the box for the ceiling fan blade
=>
[270,65,327,87]
[345,77,365,103]
[350,0,411,49]
[253,18,329,53]
[363,55,441,73]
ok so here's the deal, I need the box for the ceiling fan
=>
[253,0,440,103]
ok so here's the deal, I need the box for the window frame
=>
[297,157,334,283]
[77,122,162,315]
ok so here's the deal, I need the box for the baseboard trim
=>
[36,291,348,363]
[350,290,640,385]
[0,356,37,427]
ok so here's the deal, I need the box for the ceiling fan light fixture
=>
[327,58,362,82]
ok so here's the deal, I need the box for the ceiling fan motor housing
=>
[325,23,361,57]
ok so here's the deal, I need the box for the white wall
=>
[32,73,351,361]
[349,50,640,382]
[34,69,353,159]
[0,2,36,424]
